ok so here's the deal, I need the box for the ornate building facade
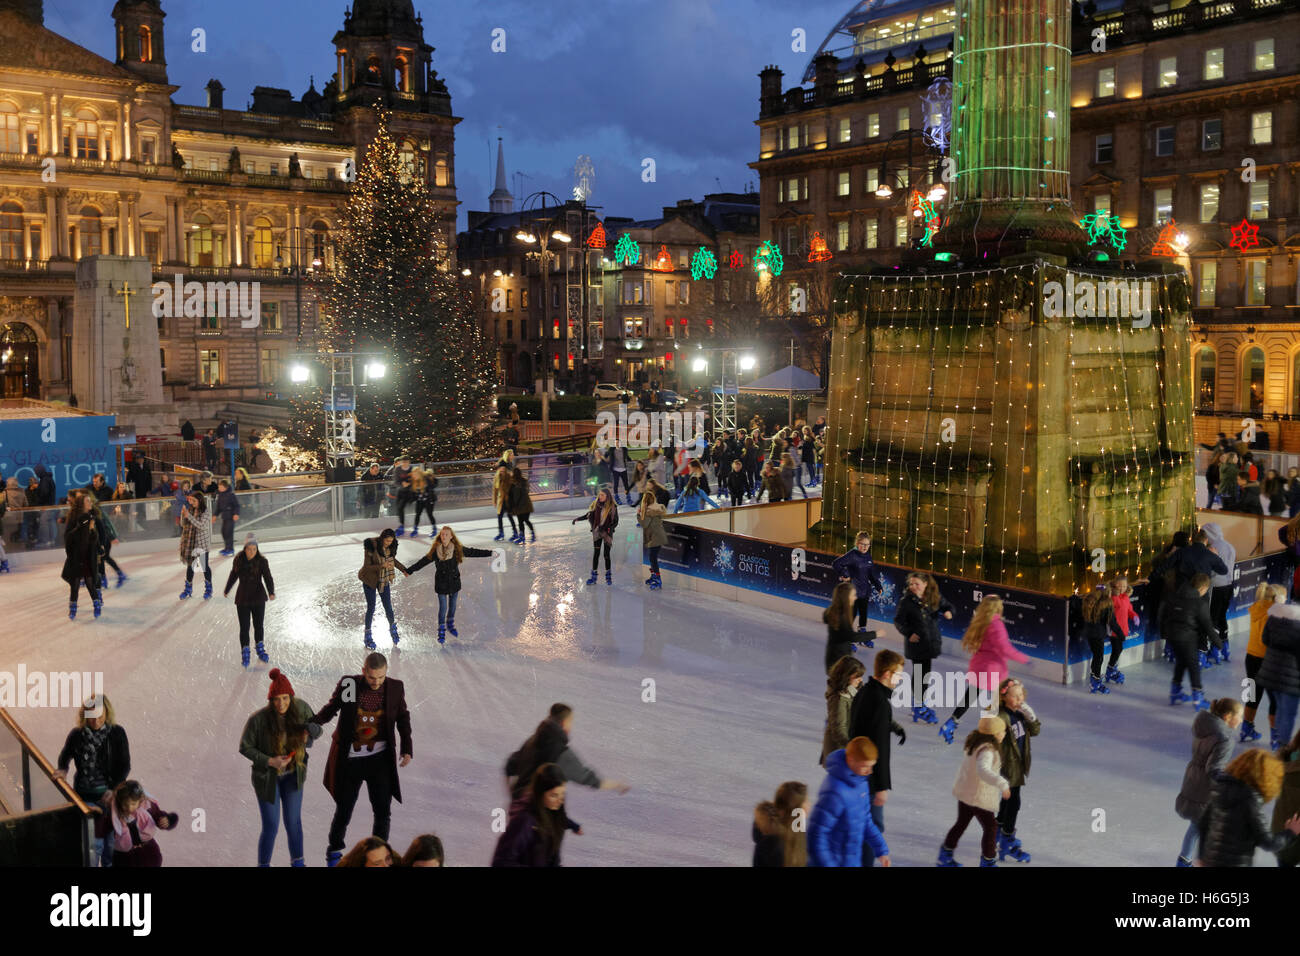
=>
[0,0,458,420]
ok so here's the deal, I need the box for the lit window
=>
[894,215,908,247]
[1154,188,1172,225]
[837,171,850,197]
[1250,111,1272,145]
[1094,194,1111,215]
[1155,125,1174,157]
[865,168,879,194]
[1254,38,1274,71]
[260,301,281,332]
[1198,261,1216,308]
[1248,181,1269,220]
[1246,260,1267,306]
[839,117,851,143]
[897,107,909,131]
[1097,67,1115,97]
[1199,184,1219,223]
[1158,56,1177,88]
[1201,118,1221,151]
[1204,48,1223,81]
[199,349,222,385]
[865,218,878,249]
[1095,133,1113,164]
[260,348,280,383]
[836,220,849,251]
[867,113,880,138]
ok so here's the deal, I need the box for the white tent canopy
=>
[736,364,823,427]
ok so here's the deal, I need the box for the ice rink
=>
[1,505,1277,867]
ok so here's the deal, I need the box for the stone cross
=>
[113,281,137,330]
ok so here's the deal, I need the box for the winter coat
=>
[1219,459,1239,492]
[4,477,26,511]
[820,689,856,766]
[1236,482,1264,515]
[801,440,817,465]
[724,469,748,498]
[894,592,953,661]
[313,674,412,802]
[1248,598,1272,659]
[847,677,903,792]
[825,619,857,673]
[952,742,1009,813]
[504,718,603,799]
[1198,772,1297,867]
[759,471,786,502]
[56,724,130,801]
[239,698,322,803]
[491,793,580,867]
[360,469,385,506]
[1200,523,1236,589]
[806,748,888,867]
[357,536,408,591]
[1274,751,1300,866]
[94,792,177,860]
[1159,583,1220,650]
[178,505,211,564]
[1175,710,1235,822]
[1257,603,1300,697]
[91,511,117,552]
[640,502,668,549]
[223,551,275,604]
[507,477,533,516]
[833,548,883,598]
[572,501,619,543]
[997,703,1040,788]
[967,617,1030,692]
[1174,543,1228,585]
[60,513,99,585]
[492,469,512,512]
[215,488,239,522]
[171,485,188,518]
[673,490,718,513]
[1079,602,1121,645]
[32,464,54,506]
[406,542,493,595]
[1111,592,1138,636]
[779,464,798,492]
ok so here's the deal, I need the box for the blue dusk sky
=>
[46,0,853,230]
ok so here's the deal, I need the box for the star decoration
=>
[1230,218,1260,252]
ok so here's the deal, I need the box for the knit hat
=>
[244,533,257,547]
[977,715,1006,736]
[267,668,294,700]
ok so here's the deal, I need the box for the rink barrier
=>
[0,708,97,866]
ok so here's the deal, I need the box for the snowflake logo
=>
[875,579,897,610]
[712,542,735,576]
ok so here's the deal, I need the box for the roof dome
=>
[345,0,421,37]
[804,0,956,81]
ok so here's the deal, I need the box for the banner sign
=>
[0,414,115,501]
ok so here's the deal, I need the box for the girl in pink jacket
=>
[94,780,179,867]
[939,596,1030,744]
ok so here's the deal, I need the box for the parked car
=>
[658,389,686,409]
[593,382,632,401]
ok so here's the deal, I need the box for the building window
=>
[621,280,644,305]
[680,318,689,338]
[435,153,449,187]
[1158,56,1177,88]
[1254,38,1274,71]
[1154,188,1173,225]
[865,218,878,249]
[190,213,213,266]
[837,171,850,197]
[199,349,222,385]
[894,215,908,247]
[0,103,19,153]
[260,348,279,384]
[138,25,152,61]
[74,110,100,159]
[678,282,689,305]
[1250,111,1272,145]
[1197,346,1216,409]
[144,230,160,265]
[897,107,910,131]
[1197,261,1217,307]
[838,117,851,143]
[521,288,529,310]
[1095,133,1113,164]
[1094,194,1111,215]
[140,135,155,164]
[310,221,329,265]
[252,218,273,268]
[836,220,849,251]
[1154,125,1174,157]
[1248,181,1269,220]
[0,202,21,259]
[1243,346,1265,412]
[865,168,879,194]
[1204,48,1224,80]
[78,206,101,258]
[260,301,281,332]
[721,279,731,302]
[624,318,644,338]
[1201,118,1221,151]
[1097,67,1115,97]
[867,113,880,138]
[1198,184,1219,223]
[1246,260,1267,306]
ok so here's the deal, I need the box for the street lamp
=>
[273,226,328,346]
[289,363,310,383]
[288,350,389,481]
[739,355,757,371]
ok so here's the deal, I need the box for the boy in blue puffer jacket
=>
[808,737,891,867]
[832,532,884,644]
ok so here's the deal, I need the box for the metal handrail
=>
[237,485,333,529]
[0,708,96,817]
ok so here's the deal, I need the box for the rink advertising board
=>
[0,414,114,501]
[657,522,1068,662]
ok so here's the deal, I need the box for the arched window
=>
[310,220,329,266]
[395,56,410,92]
[252,218,274,268]
[74,109,99,159]
[434,152,449,187]
[78,206,101,258]
[1196,346,1216,411]
[0,202,22,259]
[364,56,382,86]
[1242,346,1265,414]
[138,25,152,62]
[190,213,213,267]
[398,140,420,181]
[0,102,19,154]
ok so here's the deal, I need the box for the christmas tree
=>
[288,113,497,465]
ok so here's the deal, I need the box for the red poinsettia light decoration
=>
[1230,218,1260,252]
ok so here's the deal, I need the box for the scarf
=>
[435,539,456,561]
[76,724,111,794]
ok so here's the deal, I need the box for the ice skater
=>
[806,737,890,868]
[1173,697,1241,867]
[752,781,809,867]
[224,533,276,667]
[408,467,438,538]
[56,695,130,866]
[214,478,240,555]
[832,532,884,647]
[178,490,213,600]
[572,488,618,586]
[894,572,953,723]
[1197,749,1300,866]
[239,668,321,867]
[311,651,413,867]
[1257,598,1300,749]
[823,581,859,674]
[1162,572,1220,712]
[1078,586,1120,695]
[1243,583,1285,744]
[846,649,907,866]
[492,463,518,542]
[491,763,582,867]
[507,466,535,544]
[88,498,124,591]
[820,656,865,766]
[994,678,1039,863]
[405,525,493,644]
[61,490,101,620]
[504,703,629,801]
[938,595,1030,744]
[937,715,1010,867]
[1106,576,1140,684]
[358,529,409,649]
[94,780,178,867]
[637,491,667,590]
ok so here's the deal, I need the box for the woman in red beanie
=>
[238,669,321,866]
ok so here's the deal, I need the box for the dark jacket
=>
[313,674,413,802]
[33,464,55,506]
[752,820,785,867]
[1159,583,1220,649]
[127,459,152,498]
[1173,543,1228,586]
[57,724,130,801]
[1175,710,1235,822]
[572,501,619,543]
[223,550,275,604]
[180,420,196,441]
[832,548,883,599]
[825,618,857,674]
[357,536,408,591]
[894,591,954,661]
[1198,771,1296,867]
[215,488,239,521]
[807,748,888,867]
[724,469,748,498]
[406,543,493,595]
[847,677,903,792]
[491,793,580,867]
[1257,603,1300,697]
[507,477,533,516]
[1275,751,1300,867]
[360,468,385,505]
[1078,602,1122,645]
[238,699,321,804]
[61,512,99,585]
[997,704,1040,788]
[1235,481,1264,515]
[505,718,603,800]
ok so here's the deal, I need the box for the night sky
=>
[48,0,853,230]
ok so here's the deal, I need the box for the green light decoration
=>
[753,240,783,277]
[690,246,718,280]
[918,198,941,247]
[934,251,956,261]
[614,233,640,266]
[1079,212,1127,254]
